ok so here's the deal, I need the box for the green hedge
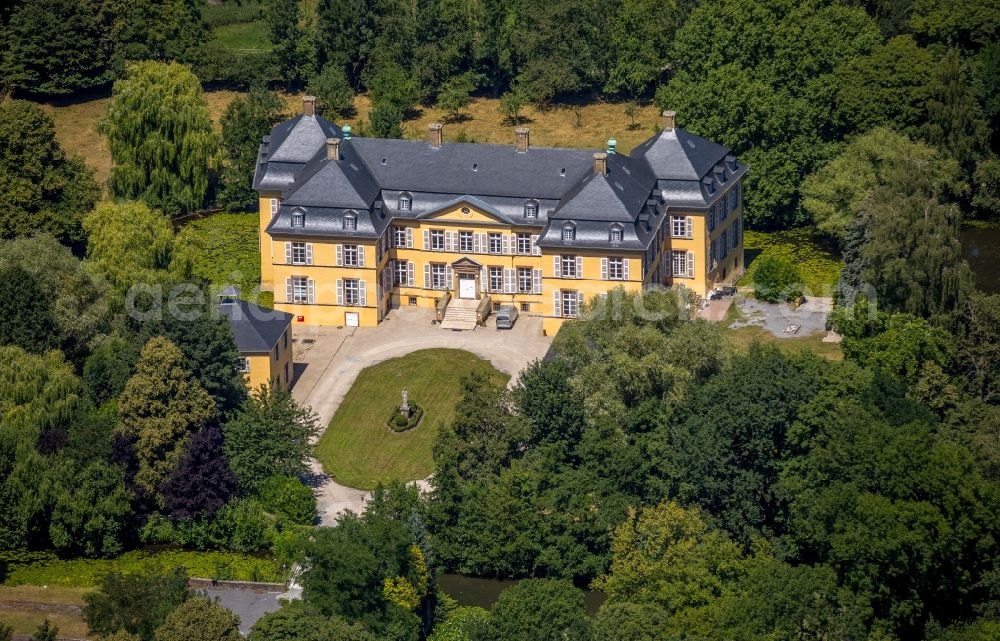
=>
[0,549,283,587]
[177,212,268,304]
[739,228,842,295]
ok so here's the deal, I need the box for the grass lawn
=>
[0,585,93,638]
[1,609,91,638]
[719,296,843,361]
[211,21,272,50]
[739,228,843,296]
[315,349,509,489]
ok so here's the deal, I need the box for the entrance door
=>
[459,274,476,299]
[345,312,359,327]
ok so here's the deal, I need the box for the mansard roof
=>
[256,112,746,250]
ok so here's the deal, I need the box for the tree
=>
[801,127,966,244]
[30,620,57,641]
[854,169,974,327]
[832,35,935,137]
[955,292,1000,404]
[498,89,527,126]
[222,385,320,493]
[103,61,219,215]
[82,201,176,290]
[0,100,100,245]
[0,264,58,353]
[427,606,490,641]
[83,568,190,641]
[307,65,355,119]
[972,157,1000,219]
[264,0,316,89]
[161,427,237,520]
[624,102,640,130]
[592,602,671,641]
[657,0,882,227]
[0,0,111,95]
[0,623,10,641]
[49,461,133,558]
[604,0,679,97]
[488,579,592,641]
[100,0,209,72]
[257,475,317,525]
[154,597,241,641]
[922,49,991,170]
[219,88,285,211]
[117,336,216,502]
[0,347,84,447]
[369,102,405,138]
[249,601,377,641]
[751,254,802,302]
[436,73,475,122]
[0,234,110,362]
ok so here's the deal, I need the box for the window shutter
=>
[473,233,481,253]
[445,231,453,252]
[358,245,365,267]
[531,234,540,256]
[576,256,583,279]
[601,258,608,280]
[554,255,561,277]
[285,278,292,303]
[406,228,413,248]
[477,233,486,253]
[306,243,313,265]
[480,267,488,292]
[501,234,509,255]
[407,261,415,286]
[359,280,367,306]
[510,233,518,254]
[307,279,316,304]
[623,258,630,280]
[423,229,430,250]
[686,217,693,239]
[336,244,344,266]
[336,279,344,305]
[285,242,291,263]
[446,265,453,290]
[577,291,584,314]
[687,251,695,278]
[423,264,430,289]
[533,269,542,294]
[504,268,515,293]
[553,290,561,317]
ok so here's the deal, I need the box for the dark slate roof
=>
[347,137,595,199]
[255,116,745,251]
[220,300,293,353]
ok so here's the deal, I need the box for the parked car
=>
[495,305,519,329]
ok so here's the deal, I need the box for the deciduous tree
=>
[103,61,218,215]
[153,597,241,641]
[0,101,100,245]
[82,201,176,290]
[161,427,237,520]
[117,336,216,502]
[83,568,189,641]
[307,65,355,118]
[219,88,285,212]
[0,264,58,353]
[49,461,133,558]
[488,579,592,641]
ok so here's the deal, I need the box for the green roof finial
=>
[607,138,617,154]
[342,125,352,140]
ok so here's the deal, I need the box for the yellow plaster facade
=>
[240,325,293,391]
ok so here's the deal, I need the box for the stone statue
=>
[400,387,410,416]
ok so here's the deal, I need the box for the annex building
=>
[254,97,746,333]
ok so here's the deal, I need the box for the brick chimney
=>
[303,95,316,116]
[662,110,676,130]
[593,152,608,175]
[326,138,340,161]
[515,127,530,153]
[428,123,443,147]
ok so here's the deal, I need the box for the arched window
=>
[524,200,539,219]
[398,192,412,212]
[291,208,305,228]
[343,210,357,230]
[609,223,623,244]
[562,222,576,242]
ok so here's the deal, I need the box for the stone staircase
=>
[439,298,479,331]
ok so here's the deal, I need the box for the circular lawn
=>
[313,348,509,490]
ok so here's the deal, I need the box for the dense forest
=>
[1,0,1000,639]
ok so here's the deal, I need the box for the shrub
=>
[387,404,423,432]
[257,476,317,526]
[752,254,803,303]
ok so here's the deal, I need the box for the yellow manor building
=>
[254,97,746,333]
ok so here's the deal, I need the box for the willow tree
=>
[103,61,218,215]
[82,201,176,291]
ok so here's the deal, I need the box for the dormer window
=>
[524,200,539,219]
[343,211,357,230]
[610,223,623,244]
[562,222,576,242]
[291,208,305,228]
[398,193,412,211]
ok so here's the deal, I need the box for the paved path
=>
[292,306,553,524]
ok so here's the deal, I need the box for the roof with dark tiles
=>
[256,105,745,251]
[219,298,293,353]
